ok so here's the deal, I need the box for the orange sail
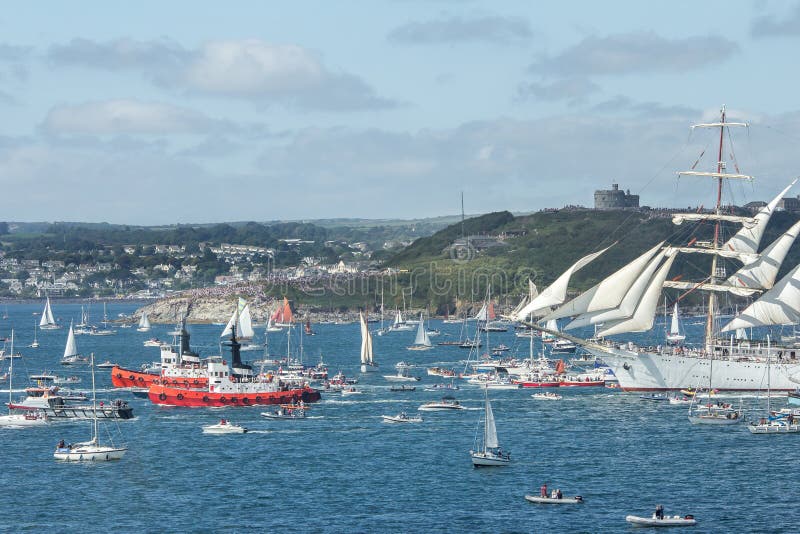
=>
[282,297,294,324]
[487,301,496,321]
[555,359,565,374]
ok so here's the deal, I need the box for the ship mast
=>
[678,106,750,353]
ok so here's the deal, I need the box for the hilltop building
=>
[594,183,639,210]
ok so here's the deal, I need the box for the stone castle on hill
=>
[594,183,639,210]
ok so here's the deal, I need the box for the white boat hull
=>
[382,415,423,423]
[360,364,378,373]
[587,343,800,391]
[470,451,510,467]
[748,422,800,433]
[625,515,696,527]
[202,423,247,434]
[524,495,582,504]
[0,414,48,427]
[688,414,741,425]
[54,445,127,461]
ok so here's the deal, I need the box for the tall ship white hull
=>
[586,341,800,391]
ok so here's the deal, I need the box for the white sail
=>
[220,298,253,339]
[735,327,748,340]
[724,220,800,292]
[596,252,677,337]
[40,297,56,327]
[546,242,663,321]
[138,312,151,331]
[393,310,403,326]
[238,304,254,339]
[64,323,78,358]
[669,302,681,336]
[484,394,499,449]
[360,312,374,365]
[565,249,667,330]
[723,179,797,254]
[473,303,488,321]
[514,244,614,320]
[722,264,800,332]
[413,314,431,346]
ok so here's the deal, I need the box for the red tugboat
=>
[111,318,209,389]
[148,326,321,407]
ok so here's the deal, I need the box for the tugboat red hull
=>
[148,384,321,407]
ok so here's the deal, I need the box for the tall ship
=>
[148,325,321,407]
[515,106,800,391]
[110,317,209,389]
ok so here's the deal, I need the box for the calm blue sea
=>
[0,302,794,533]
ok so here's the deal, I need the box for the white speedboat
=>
[418,396,464,411]
[748,417,800,434]
[524,494,583,504]
[383,369,421,382]
[341,387,363,396]
[96,361,116,369]
[202,419,248,434]
[382,412,423,423]
[261,404,307,419]
[531,392,562,401]
[625,514,696,527]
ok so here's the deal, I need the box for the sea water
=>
[0,302,794,532]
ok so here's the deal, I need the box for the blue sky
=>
[2,0,800,224]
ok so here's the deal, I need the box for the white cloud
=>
[47,38,397,111]
[41,99,230,136]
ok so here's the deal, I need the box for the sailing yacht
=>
[39,296,60,330]
[0,331,48,428]
[748,336,800,433]
[407,313,433,350]
[221,298,255,340]
[271,297,294,328]
[666,301,686,345]
[29,321,39,348]
[470,387,510,467]
[514,107,800,392]
[137,312,151,332]
[389,309,413,331]
[60,322,86,365]
[359,312,378,372]
[54,354,127,461]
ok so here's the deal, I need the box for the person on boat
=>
[556,489,562,500]
[57,439,65,449]
[220,418,227,425]
[540,483,547,498]
[788,414,794,424]
[655,504,664,520]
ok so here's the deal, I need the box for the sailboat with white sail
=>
[54,353,127,461]
[514,107,800,392]
[60,321,86,365]
[665,301,686,345]
[470,387,510,467]
[748,336,800,433]
[0,331,48,427]
[359,312,378,373]
[221,297,255,341]
[39,296,60,330]
[407,313,433,351]
[29,321,39,348]
[137,312,151,332]
[389,309,413,332]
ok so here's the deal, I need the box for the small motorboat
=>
[531,392,562,401]
[625,514,696,527]
[382,412,423,423]
[202,419,248,434]
[389,385,416,392]
[96,361,116,369]
[639,393,669,402]
[341,387,363,396]
[418,396,465,411]
[524,494,583,505]
[261,404,307,420]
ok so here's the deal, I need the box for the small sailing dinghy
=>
[665,301,685,344]
[137,312,151,332]
[469,388,510,467]
[54,354,127,461]
[202,419,248,434]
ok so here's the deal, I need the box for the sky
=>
[3,0,800,224]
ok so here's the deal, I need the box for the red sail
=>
[282,297,293,324]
